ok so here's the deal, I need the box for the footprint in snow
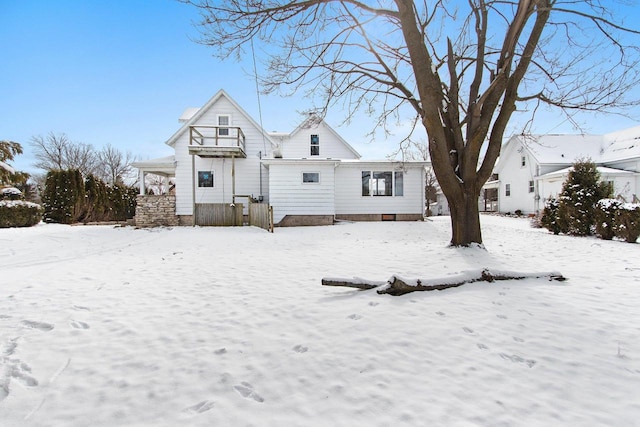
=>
[214,348,227,355]
[72,305,91,311]
[368,301,379,307]
[499,353,536,368]
[497,314,508,320]
[292,345,308,353]
[347,314,362,320]
[513,336,525,342]
[21,320,54,331]
[436,311,446,316]
[184,400,215,414]
[233,382,264,403]
[70,320,90,329]
[462,327,474,334]
[477,343,489,350]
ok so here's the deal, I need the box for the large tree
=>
[184,0,640,246]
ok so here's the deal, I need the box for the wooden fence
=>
[194,203,243,226]
[194,201,273,232]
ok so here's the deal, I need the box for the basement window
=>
[198,171,214,187]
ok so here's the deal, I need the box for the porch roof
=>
[132,155,176,176]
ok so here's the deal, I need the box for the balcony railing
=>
[188,125,246,157]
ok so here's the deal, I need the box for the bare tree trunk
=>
[448,186,482,247]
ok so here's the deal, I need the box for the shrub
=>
[541,198,562,234]
[615,203,640,243]
[556,160,611,236]
[594,199,621,240]
[0,200,43,228]
[42,169,85,224]
[83,175,110,222]
[0,187,22,200]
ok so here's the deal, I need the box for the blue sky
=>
[2,0,639,176]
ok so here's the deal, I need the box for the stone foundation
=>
[135,195,180,227]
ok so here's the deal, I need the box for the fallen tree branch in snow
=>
[322,269,566,296]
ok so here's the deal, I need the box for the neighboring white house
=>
[493,128,640,214]
[133,90,427,226]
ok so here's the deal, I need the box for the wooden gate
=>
[194,203,243,226]
[248,201,274,232]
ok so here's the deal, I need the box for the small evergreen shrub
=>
[594,199,621,240]
[541,198,562,234]
[556,160,611,236]
[0,200,43,228]
[615,203,640,243]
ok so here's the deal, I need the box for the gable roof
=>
[515,134,603,165]
[285,114,361,159]
[164,89,276,149]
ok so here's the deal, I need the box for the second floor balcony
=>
[188,125,246,158]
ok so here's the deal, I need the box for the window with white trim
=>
[310,134,320,156]
[218,114,230,136]
[361,170,403,196]
[302,172,320,183]
[521,155,526,167]
[529,180,535,193]
[505,183,511,197]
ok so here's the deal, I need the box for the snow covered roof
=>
[132,155,176,176]
[517,134,603,165]
[538,165,637,179]
[602,125,640,162]
[507,125,640,167]
[178,107,200,123]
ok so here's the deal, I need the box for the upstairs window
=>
[521,155,526,167]
[310,134,320,156]
[218,115,230,136]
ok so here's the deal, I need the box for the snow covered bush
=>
[615,203,640,243]
[594,199,621,240]
[556,160,612,236]
[0,199,43,228]
[540,197,562,234]
[1,186,22,200]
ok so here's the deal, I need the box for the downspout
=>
[259,150,263,200]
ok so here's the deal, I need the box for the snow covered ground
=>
[1,215,639,426]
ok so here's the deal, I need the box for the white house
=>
[493,128,640,214]
[133,90,427,226]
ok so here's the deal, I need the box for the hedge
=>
[0,200,43,228]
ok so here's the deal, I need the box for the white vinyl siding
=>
[269,163,335,223]
[335,164,424,215]
[281,121,359,159]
